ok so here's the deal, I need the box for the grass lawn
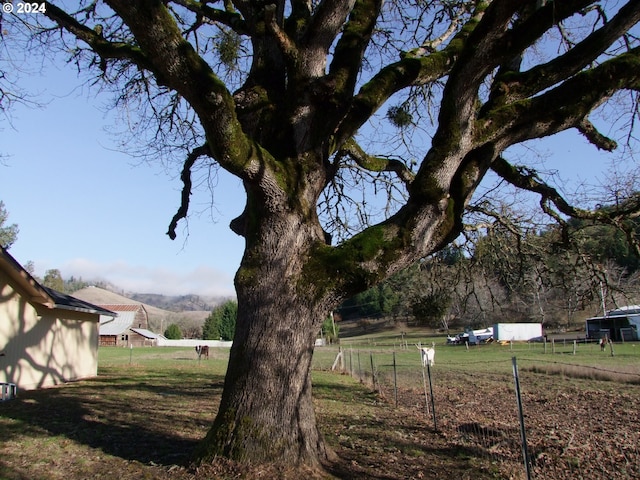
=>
[1,339,639,479]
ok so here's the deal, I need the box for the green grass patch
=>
[1,340,639,479]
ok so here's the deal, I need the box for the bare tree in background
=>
[3,0,640,471]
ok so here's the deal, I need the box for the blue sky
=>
[1,55,635,297]
[2,64,244,297]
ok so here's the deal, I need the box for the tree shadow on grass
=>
[0,374,225,467]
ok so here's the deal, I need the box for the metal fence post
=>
[426,362,437,431]
[512,356,532,480]
[393,351,398,408]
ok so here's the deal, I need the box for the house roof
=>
[1,246,115,317]
[42,286,117,316]
[1,245,51,307]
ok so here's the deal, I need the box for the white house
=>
[0,246,115,391]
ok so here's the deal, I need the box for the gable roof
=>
[0,246,116,317]
[95,304,148,336]
[42,286,116,316]
[131,328,159,340]
[0,246,51,307]
[99,311,136,335]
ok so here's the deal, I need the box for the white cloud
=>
[60,258,236,297]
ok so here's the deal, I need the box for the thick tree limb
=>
[336,1,483,148]
[327,0,381,99]
[167,143,211,240]
[104,0,253,176]
[493,154,640,257]
[578,119,618,151]
[489,0,640,107]
[478,46,640,149]
[336,138,415,186]
[264,5,298,64]
[169,0,248,34]
[43,1,151,69]
[491,156,598,222]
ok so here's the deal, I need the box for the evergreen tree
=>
[164,323,183,339]
[203,300,238,341]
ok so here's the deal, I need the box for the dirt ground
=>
[1,367,639,479]
[315,368,640,480]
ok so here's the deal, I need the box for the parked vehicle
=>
[447,327,493,345]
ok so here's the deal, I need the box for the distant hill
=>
[128,293,224,312]
[72,286,213,335]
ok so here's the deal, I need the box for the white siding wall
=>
[0,273,99,390]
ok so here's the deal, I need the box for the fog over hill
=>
[72,286,224,335]
[128,292,226,312]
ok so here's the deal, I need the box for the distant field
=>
[314,332,640,380]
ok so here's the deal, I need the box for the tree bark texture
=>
[196,211,333,466]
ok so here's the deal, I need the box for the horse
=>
[599,337,608,352]
[195,345,209,359]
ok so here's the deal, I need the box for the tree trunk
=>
[194,214,332,468]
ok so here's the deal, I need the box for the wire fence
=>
[316,342,640,480]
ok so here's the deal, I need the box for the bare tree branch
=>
[167,143,211,240]
[169,0,249,35]
[336,138,415,186]
[43,1,151,68]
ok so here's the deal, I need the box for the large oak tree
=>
[4,0,640,471]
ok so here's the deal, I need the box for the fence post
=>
[426,362,437,431]
[512,357,532,480]
[573,340,577,355]
[421,362,430,415]
[370,352,376,391]
[357,350,362,381]
[393,351,398,408]
[331,347,344,371]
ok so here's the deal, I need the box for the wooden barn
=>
[98,304,152,347]
[0,246,115,391]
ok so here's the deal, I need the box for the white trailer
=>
[493,323,543,342]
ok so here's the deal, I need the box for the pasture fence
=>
[317,340,640,480]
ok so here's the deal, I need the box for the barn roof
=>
[131,328,159,339]
[98,304,145,312]
[99,311,136,336]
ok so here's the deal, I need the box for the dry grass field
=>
[1,341,639,479]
